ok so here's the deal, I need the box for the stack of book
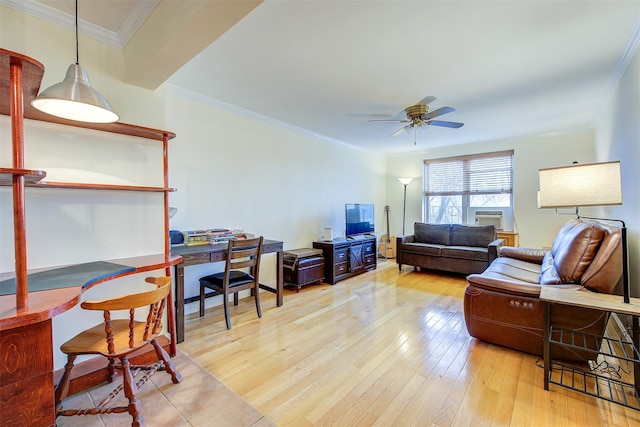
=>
[183,230,209,246]
[207,228,235,244]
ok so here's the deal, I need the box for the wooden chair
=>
[55,276,182,427]
[199,236,264,329]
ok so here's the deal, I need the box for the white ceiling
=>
[8,0,640,155]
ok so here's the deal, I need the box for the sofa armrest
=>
[499,246,547,264]
[399,235,415,244]
[396,235,414,267]
[487,238,504,263]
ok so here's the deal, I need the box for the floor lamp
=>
[398,178,413,236]
[538,161,629,303]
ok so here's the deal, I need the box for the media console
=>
[313,237,377,284]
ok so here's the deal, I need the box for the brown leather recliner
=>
[464,219,622,361]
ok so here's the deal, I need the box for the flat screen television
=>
[345,203,375,237]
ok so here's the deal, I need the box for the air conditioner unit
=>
[474,210,504,230]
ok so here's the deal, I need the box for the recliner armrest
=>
[467,273,582,297]
[499,246,547,264]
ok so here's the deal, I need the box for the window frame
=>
[422,150,514,225]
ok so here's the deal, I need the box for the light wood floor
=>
[179,261,640,426]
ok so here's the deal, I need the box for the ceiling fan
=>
[369,96,464,143]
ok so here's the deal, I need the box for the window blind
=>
[424,150,513,196]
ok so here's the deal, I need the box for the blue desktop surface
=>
[0,261,135,296]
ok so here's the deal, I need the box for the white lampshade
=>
[538,161,622,208]
[398,177,414,185]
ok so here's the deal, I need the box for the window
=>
[423,150,513,224]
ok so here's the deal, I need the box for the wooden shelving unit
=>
[0,48,180,426]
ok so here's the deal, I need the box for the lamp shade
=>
[538,161,622,208]
[398,177,414,185]
[31,63,118,123]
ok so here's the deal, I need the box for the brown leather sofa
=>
[464,219,622,361]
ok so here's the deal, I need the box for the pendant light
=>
[31,0,118,123]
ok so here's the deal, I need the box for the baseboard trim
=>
[52,335,172,396]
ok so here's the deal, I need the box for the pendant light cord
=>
[75,0,79,65]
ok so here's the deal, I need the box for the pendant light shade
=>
[31,63,118,123]
[31,0,118,123]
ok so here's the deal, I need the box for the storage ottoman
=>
[283,248,325,292]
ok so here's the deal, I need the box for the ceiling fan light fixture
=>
[31,0,118,123]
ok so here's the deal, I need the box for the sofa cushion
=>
[450,224,496,247]
[441,246,489,262]
[414,223,451,245]
[539,220,605,285]
[401,242,442,256]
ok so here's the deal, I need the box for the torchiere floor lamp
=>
[399,177,414,236]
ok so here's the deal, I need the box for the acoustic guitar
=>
[378,205,396,258]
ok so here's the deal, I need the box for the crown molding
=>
[165,84,374,153]
[593,17,640,122]
[113,0,160,48]
[0,0,158,48]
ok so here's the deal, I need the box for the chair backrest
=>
[224,236,264,279]
[80,276,172,353]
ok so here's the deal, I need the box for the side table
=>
[541,287,640,410]
[497,231,519,247]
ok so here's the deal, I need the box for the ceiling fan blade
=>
[427,120,464,129]
[416,96,436,106]
[369,119,409,123]
[423,106,456,120]
[391,125,409,136]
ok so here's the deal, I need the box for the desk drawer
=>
[180,252,210,265]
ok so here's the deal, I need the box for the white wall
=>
[165,91,387,314]
[386,131,596,249]
[1,7,387,369]
[594,43,640,298]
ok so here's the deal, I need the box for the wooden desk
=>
[171,239,284,343]
[0,254,182,427]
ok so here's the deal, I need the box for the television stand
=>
[348,234,366,240]
[313,237,376,284]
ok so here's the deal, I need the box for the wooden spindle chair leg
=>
[151,338,182,384]
[55,354,77,409]
[107,357,117,383]
[120,355,143,427]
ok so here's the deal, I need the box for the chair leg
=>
[233,291,239,306]
[151,338,182,384]
[107,357,117,383]
[254,284,262,319]
[223,292,232,329]
[199,282,205,317]
[55,354,77,410]
[121,355,144,427]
